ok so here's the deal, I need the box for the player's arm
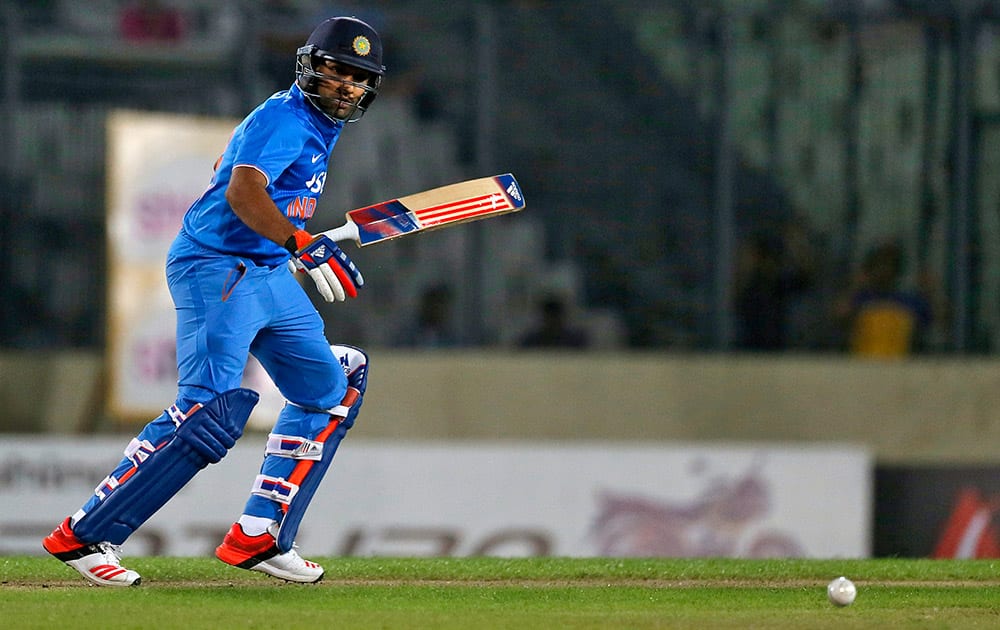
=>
[225,165,363,302]
[226,165,298,247]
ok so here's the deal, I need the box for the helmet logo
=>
[352,35,372,56]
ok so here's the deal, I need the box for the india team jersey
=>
[181,84,343,266]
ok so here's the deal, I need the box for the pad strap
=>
[287,401,351,417]
[167,402,203,427]
[251,474,299,505]
[265,433,323,460]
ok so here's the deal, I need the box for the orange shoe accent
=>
[42,517,87,558]
[215,523,279,568]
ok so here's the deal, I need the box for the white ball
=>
[827,576,857,607]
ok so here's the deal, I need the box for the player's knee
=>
[330,344,367,429]
[332,344,369,394]
[289,344,368,410]
[175,388,259,462]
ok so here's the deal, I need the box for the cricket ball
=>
[827,576,857,607]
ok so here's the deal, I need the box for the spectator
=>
[519,294,590,349]
[835,240,940,357]
[733,218,816,351]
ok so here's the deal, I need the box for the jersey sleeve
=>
[231,107,306,186]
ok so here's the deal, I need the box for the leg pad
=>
[273,345,368,552]
[73,388,259,544]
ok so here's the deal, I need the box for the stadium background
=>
[3,0,1000,559]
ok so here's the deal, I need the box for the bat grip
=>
[321,221,360,244]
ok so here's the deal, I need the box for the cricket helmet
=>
[296,17,386,123]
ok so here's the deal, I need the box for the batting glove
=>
[286,230,364,302]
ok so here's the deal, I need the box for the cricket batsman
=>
[42,16,385,586]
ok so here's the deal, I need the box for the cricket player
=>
[42,16,385,586]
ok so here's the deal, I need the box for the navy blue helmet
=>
[296,17,386,123]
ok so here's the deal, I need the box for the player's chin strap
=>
[258,345,368,553]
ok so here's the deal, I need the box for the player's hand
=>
[286,230,364,302]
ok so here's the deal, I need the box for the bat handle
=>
[321,221,360,244]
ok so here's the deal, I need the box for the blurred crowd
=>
[0,1,988,357]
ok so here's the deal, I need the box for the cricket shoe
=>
[41,517,141,587]
[215,523,324,583]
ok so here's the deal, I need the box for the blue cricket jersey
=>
[181,83,344,267]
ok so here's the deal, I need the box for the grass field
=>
[3,556,1000,629]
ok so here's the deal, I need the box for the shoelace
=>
[96,542,126,565]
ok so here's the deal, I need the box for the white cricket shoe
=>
[216,523,324,584]
[251,547,325,583]
[42,517,142,587]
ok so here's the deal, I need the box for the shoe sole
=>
[249,561,324,584]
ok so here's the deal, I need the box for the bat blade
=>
[323,173,525,247]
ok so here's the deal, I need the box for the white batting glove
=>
[285,230,364,302]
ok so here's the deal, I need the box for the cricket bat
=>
[321,173,525,246]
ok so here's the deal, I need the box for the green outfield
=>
[2,557,999,629]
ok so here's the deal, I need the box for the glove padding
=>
[287,230,364,302]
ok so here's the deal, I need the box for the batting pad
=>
[273,344,368,552]
[73,388,259,545]
[274,413,351,552]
